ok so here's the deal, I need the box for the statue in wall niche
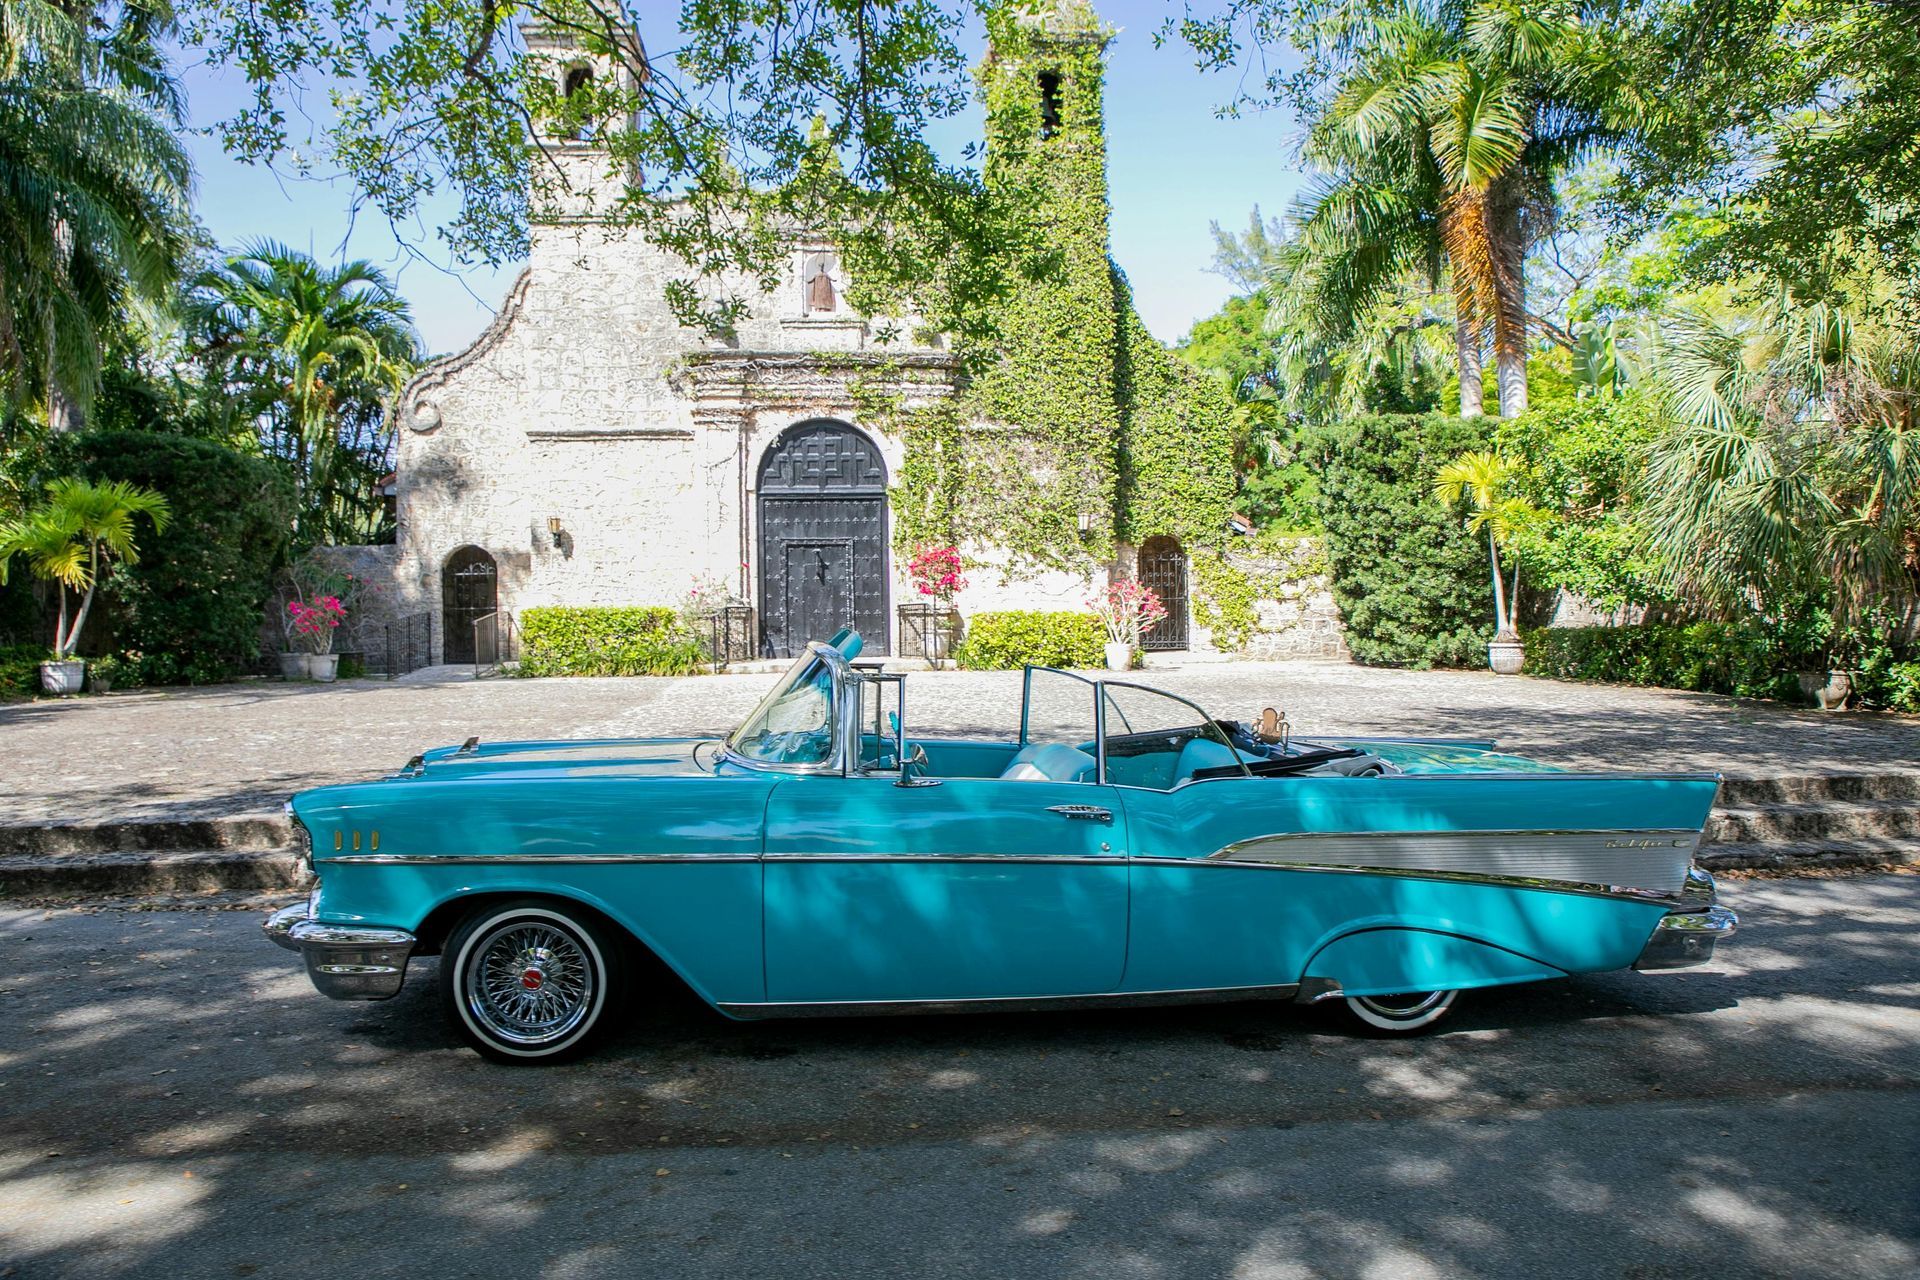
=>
[807,266,837,314]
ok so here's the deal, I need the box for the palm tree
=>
[1434,448,1531,638]
[1642,286,1920,655]
[1293,1,1630,418]
[0,0,194,424]
[0,477,171,657]
[187,243,420,542]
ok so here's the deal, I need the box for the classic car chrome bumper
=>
[1633,904,1738,970]
[264,899,416,1000]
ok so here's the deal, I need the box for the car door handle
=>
[1046,804,1113,822]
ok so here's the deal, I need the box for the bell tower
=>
[972,0,1124,553]
[521,21,647,223]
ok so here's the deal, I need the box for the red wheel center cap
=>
[520,967,544,991]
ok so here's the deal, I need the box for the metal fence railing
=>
[897,603,961,661]
[473,609,516,675]
[370,612,434,678]
[702,606,757,668]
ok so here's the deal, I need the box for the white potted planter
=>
[1104,641,1132,672]
[1798,670,1851,711]
[1486,632,1525,676]
[304,653,340,682]
[39,659,85,695]
[278,652,307,680]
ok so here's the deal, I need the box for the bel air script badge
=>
[1605,837,1688,849]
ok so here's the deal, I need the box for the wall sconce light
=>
[1076,511,1095,536]
[547,516,564,548]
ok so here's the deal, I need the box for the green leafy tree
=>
[187,243,421,544]
[1611,0,1920,318]
[171,0,1049,340]
[0,0,195,423]
[0,476,170,657]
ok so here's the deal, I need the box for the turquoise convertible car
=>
[265,631,1737,1062]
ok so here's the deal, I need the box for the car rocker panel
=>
[266,631,1737,1061]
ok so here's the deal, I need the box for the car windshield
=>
[726,650,838,767]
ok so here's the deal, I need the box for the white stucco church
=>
[338,8,1346,667]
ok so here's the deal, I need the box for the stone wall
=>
[1197,534,1350,662]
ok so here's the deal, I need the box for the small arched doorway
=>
[1138,535,1189,651]
[442,545,498,664]
[758,420,889,657]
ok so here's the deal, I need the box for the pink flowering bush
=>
[908,546,967,602]
[1087,578,1168,648]
[287,596,347,653]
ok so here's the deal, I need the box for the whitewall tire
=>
[440,900,623,1063]
[1343,989,1458,1034]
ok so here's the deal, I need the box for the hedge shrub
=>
[954,611,1105,670]
[53,431,294,684]
[1880,662,1920,713]
[0,644,46,699]
[1520,624,1802,701]
[517,606,707,677]
[1310,413,1495,667]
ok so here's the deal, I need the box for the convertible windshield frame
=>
[1020,666,1251,789]
[722,642,854,775]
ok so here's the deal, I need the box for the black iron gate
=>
[1138,535,1190,651]
[442,546,497,665]
[758,420,889,658]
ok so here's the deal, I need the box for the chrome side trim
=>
[1132,856,1694,905]
[763,854,1133,865]
[1209,827,1701,896]
[718,982,1300,1019]
[326,852,762,865]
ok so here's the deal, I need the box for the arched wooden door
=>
[758,420,889,657]
[442,545,497,665]
[1138,535,1189,651]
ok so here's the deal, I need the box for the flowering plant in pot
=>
[906,546,967,661]
[0,478,171,694]
[1088,578,1167,671]
[288,596,347,679]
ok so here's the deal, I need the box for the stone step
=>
[1706,799,1920,845]
[0,814,290,858]
[0,848,309,899]
[1698,836,1916,874]
[1717,773,1920,805]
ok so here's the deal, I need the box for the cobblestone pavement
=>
[2,660,1917,825]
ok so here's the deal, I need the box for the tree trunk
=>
[1491,195,1529,419]
[63,543,98,657]
[1488,529,1509,636]
[1455,313,1485,419]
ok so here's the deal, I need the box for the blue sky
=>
[176,1,1307,356]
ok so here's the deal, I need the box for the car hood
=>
[402,737,723,781]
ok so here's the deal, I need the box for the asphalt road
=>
[2,875,1916,1280]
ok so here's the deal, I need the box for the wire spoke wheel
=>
[467,923,595,1044]
[444,902,618,1062]
[1345,989,1458,1033]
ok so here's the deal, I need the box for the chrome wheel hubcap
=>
[464,922,595,1046]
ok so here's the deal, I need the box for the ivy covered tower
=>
[970,0,1125,562]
